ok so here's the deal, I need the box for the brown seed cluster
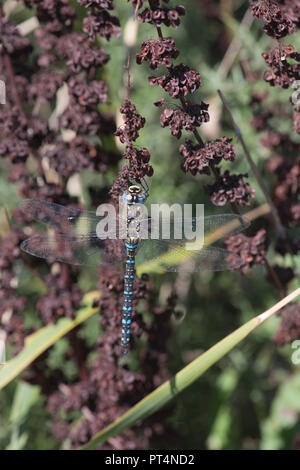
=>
[250,0,300,131]
[274,302,300,346]
[225,229,267,273]
[250,0,298,39]
[138,4,185,28]
[136,38,179,69]
[180,137,236,176]
[262,44,300,89]
[134,0,255,209]
[205,171,255,207]
[149,64,202,98]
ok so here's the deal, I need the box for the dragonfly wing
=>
[200,213,250,240]
[21,234,126,266]
[19,198,127,239]
[136,239,242,272]
[19,199,103,235]
[141,213,250,242]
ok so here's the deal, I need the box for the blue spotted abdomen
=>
[121,241,137,356]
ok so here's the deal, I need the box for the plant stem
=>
[218,8,254,80]
[217,89,284,235]
[149,0,164,39]
[149,2,206,148]
[218,89,300,277]
[265,259,285,299]
[179,95,205,146]
[210,165,242,216]
[69,329,89,383]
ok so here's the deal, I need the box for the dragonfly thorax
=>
[122,185,147,205]
[126,236,140,245]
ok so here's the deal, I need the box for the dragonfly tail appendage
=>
[121,242,137,357]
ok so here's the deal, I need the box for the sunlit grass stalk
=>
[80,287,300,450]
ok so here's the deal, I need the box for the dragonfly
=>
[20,184,250,357]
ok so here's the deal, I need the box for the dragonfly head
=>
[123,185,147,205]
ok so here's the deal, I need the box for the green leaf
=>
[261,373,300,450]
[6,381,40,450]
[0,291,100,391]
[80,288,300,450]
[9,381,40,425]
[206,369,238,449]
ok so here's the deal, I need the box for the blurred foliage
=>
[0,0,299,450]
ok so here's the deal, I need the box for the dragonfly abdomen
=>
[121,241,138,356]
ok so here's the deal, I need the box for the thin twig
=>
[265,259,286,299]
[217,90,296,294]
[217,89,284,235]
[218,9,254,80]
[149,2,205,149]
[69,329,89,383]
[179,95,205,146]
[124,54,131,100]
[210,158,242,216]
[218,91,299,274]
[134,0,142,18]
[28,266,48,288]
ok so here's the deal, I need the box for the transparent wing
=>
[21,234,126,266]
[144,213,250,243]
[19,199,100,234]
[136,238,243,272]
[19,198,130,239]
[19,200,249,243]
[21,233,242,270]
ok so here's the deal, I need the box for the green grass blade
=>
[6,381,40,450]
[0,291,100,390]
[80,287,300,450]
